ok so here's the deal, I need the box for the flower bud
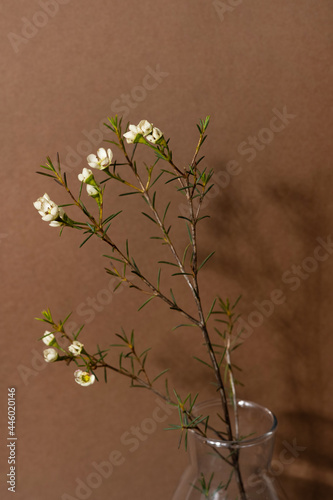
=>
[123,125,140,144]
[86,184,99,197]
[68,340,84,356]
[78,168,94,183]
[42,331,55,346]
[43,348,58,363]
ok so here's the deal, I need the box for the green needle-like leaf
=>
[138,296,155,311]
[152,369,169,383]
[103,211,122,225]
[150,171,164,188]
[172,323,197,330]
[158,260,178,267]
[169,289,177,305]
[79,233,93,248]
[142,212,158,225]
[186,223,193,244]
[157,268,161,290]
[119,191,141,197]
[198,251,215,271]
[162,202,171,223]
[193,357,213,369]
[205,298,217,322]
[36,171,56,178]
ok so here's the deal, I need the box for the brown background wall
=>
[1,1,332,499]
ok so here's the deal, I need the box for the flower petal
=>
[97,148,107,160]
[107,149,113,162]
[153,127,163,140]
[42,214,54,221]
[87,154,98,168]
[100,158,109,167]
[129,124,140,134]
[138,120,153,136]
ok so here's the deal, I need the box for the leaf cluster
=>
[192,472,229,499]
[165,391,209,450]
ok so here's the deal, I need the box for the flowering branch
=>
[34,116,248,500]
[37,308,235,469]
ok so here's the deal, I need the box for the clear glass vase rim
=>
[190,399,278,449]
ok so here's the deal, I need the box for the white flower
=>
[86,184,99,197]
[137,120,153,136]
[78,168,93,183]
[42,331,55,346]
[87,148,113,170]
[68,340,84,356]
[124,120,162,144]
[74,370,95,387]
[33,193,64,223]
[43,348,58,363]
[146,127,163,144]
[123,124,140,144]
[49,221,63,227]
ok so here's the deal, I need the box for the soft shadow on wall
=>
[205,163,333,500]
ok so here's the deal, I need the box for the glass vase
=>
[172,400,288,500]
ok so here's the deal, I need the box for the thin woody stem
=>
[90,354,235,470]
[118,132,236,434]
[58,315,239,488]
[117,133,199,300]
[190,129,206,171]
[55,170,200,327]
[55,120,247,498]
[226,336,239,441]
[161,158,233,439]
[118,137,246,494]
[164,140,247,500]
[81,348,231,448]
